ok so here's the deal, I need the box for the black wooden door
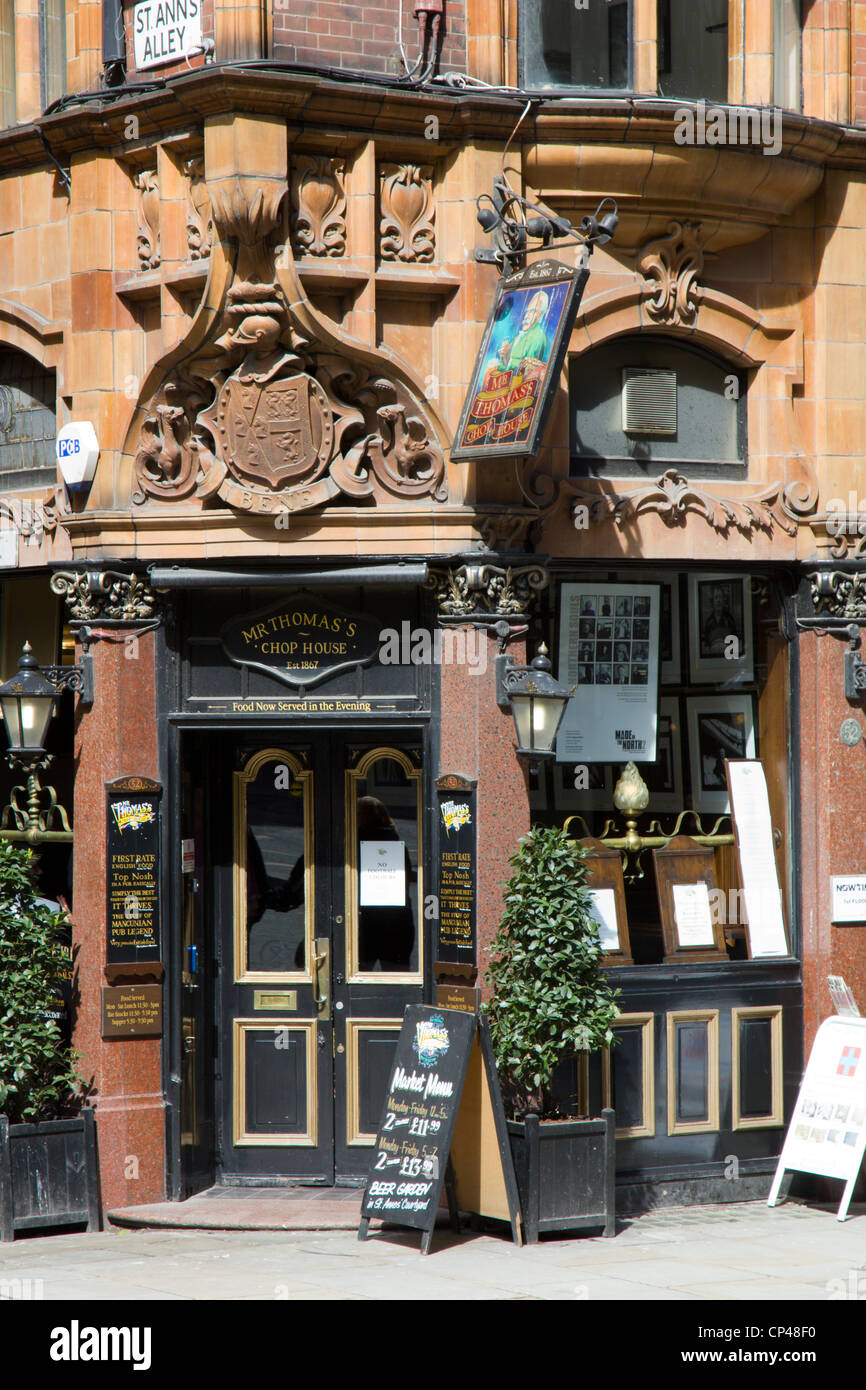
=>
[215,733,424,1183]
[179,741,216,1197]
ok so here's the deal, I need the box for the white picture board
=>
[727,759,788,957]
[768,1016,866,1221]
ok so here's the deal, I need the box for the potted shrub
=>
[484,826,620,1242]
[0,841,98,1241]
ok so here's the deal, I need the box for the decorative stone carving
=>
[135,169,160,271]
[379,164,435,264]
[185,157,213,261]
[50,571,158,623]
[567,468,807,538]
[637,221,704,325]
[132,275,447,513]
[427,564,549,619]
[0,495,58,539]
[291,157,347,258]
[809,571,866,621]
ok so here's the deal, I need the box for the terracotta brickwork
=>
[3,2,866,1208]
[853,0,866,121]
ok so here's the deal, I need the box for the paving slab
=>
[1,1199,865,1301]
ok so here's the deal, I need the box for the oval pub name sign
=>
[220,592,382,688]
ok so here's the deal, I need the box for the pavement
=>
[2,1195,866,1301]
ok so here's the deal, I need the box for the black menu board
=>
[106,777,162,963]
[435,775,477,966]
[360,1005,476,1252]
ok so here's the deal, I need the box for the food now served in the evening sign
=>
[451,258,589,461]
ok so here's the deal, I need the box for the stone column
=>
[431,561,548,989]
[799,570,866,1055]
[54,571,165,1213]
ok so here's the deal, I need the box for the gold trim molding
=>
[666,1010,720,1137]
[233,747,314,986]
[602,1012,655,1140]
[731,1006,784,1131]
[232,1018,317,1148]
[345,747,423,985]
[345,1017,402,1146]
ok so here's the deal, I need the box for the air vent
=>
[621,368,677,436]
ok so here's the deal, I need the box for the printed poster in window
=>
[556,583,660,764]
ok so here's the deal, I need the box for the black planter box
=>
[0,1109,100,1241]
[507,1109,616,1243]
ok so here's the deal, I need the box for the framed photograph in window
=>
[686,695,756,814]
[641,697,683,813]
[628,571,680,684]
[688,573,753,685]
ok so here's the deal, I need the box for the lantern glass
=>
[510,689,569,755]
[0,645,60,754]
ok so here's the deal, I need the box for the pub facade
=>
[1,0,866,1215]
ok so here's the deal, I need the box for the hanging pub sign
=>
[220,591,382,689]
[435,775,477,967]
[556,582,661,764]
[451,258,589,462]
[106,777,162,963]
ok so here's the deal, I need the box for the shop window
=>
[520,0,631,91]
[0,0,14,127]
[533,569,791,968]
[773,0,802,112]
[656,0,728,103]
[0,348,57,492]
[40,0,66,109]
[570,335,747,480]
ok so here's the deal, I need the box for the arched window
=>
[569,334,746,480]
[0,347,57,492]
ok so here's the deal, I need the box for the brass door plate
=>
[253,990,298,1011]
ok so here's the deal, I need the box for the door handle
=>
[312,937,330,1017]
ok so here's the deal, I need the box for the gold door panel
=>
[232,1019,317,1147]
[345,1018,402,1146]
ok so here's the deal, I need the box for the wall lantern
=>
[0,642,93,843]
[496,641,573,767]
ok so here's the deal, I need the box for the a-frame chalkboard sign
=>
[359,1005,523,1255]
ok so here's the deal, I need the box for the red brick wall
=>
[273,0,467,78]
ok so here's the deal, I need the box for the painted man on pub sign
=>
[451,259,588,462]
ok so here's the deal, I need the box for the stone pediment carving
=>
[123,117,447,518]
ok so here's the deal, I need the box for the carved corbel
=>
[291,156,347,258]
[135,169,160,271]
[426,563,549,620]
[50,570,159,623]
[379,164,435,264]
[637,221,704,325]
[185,157,214,261]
